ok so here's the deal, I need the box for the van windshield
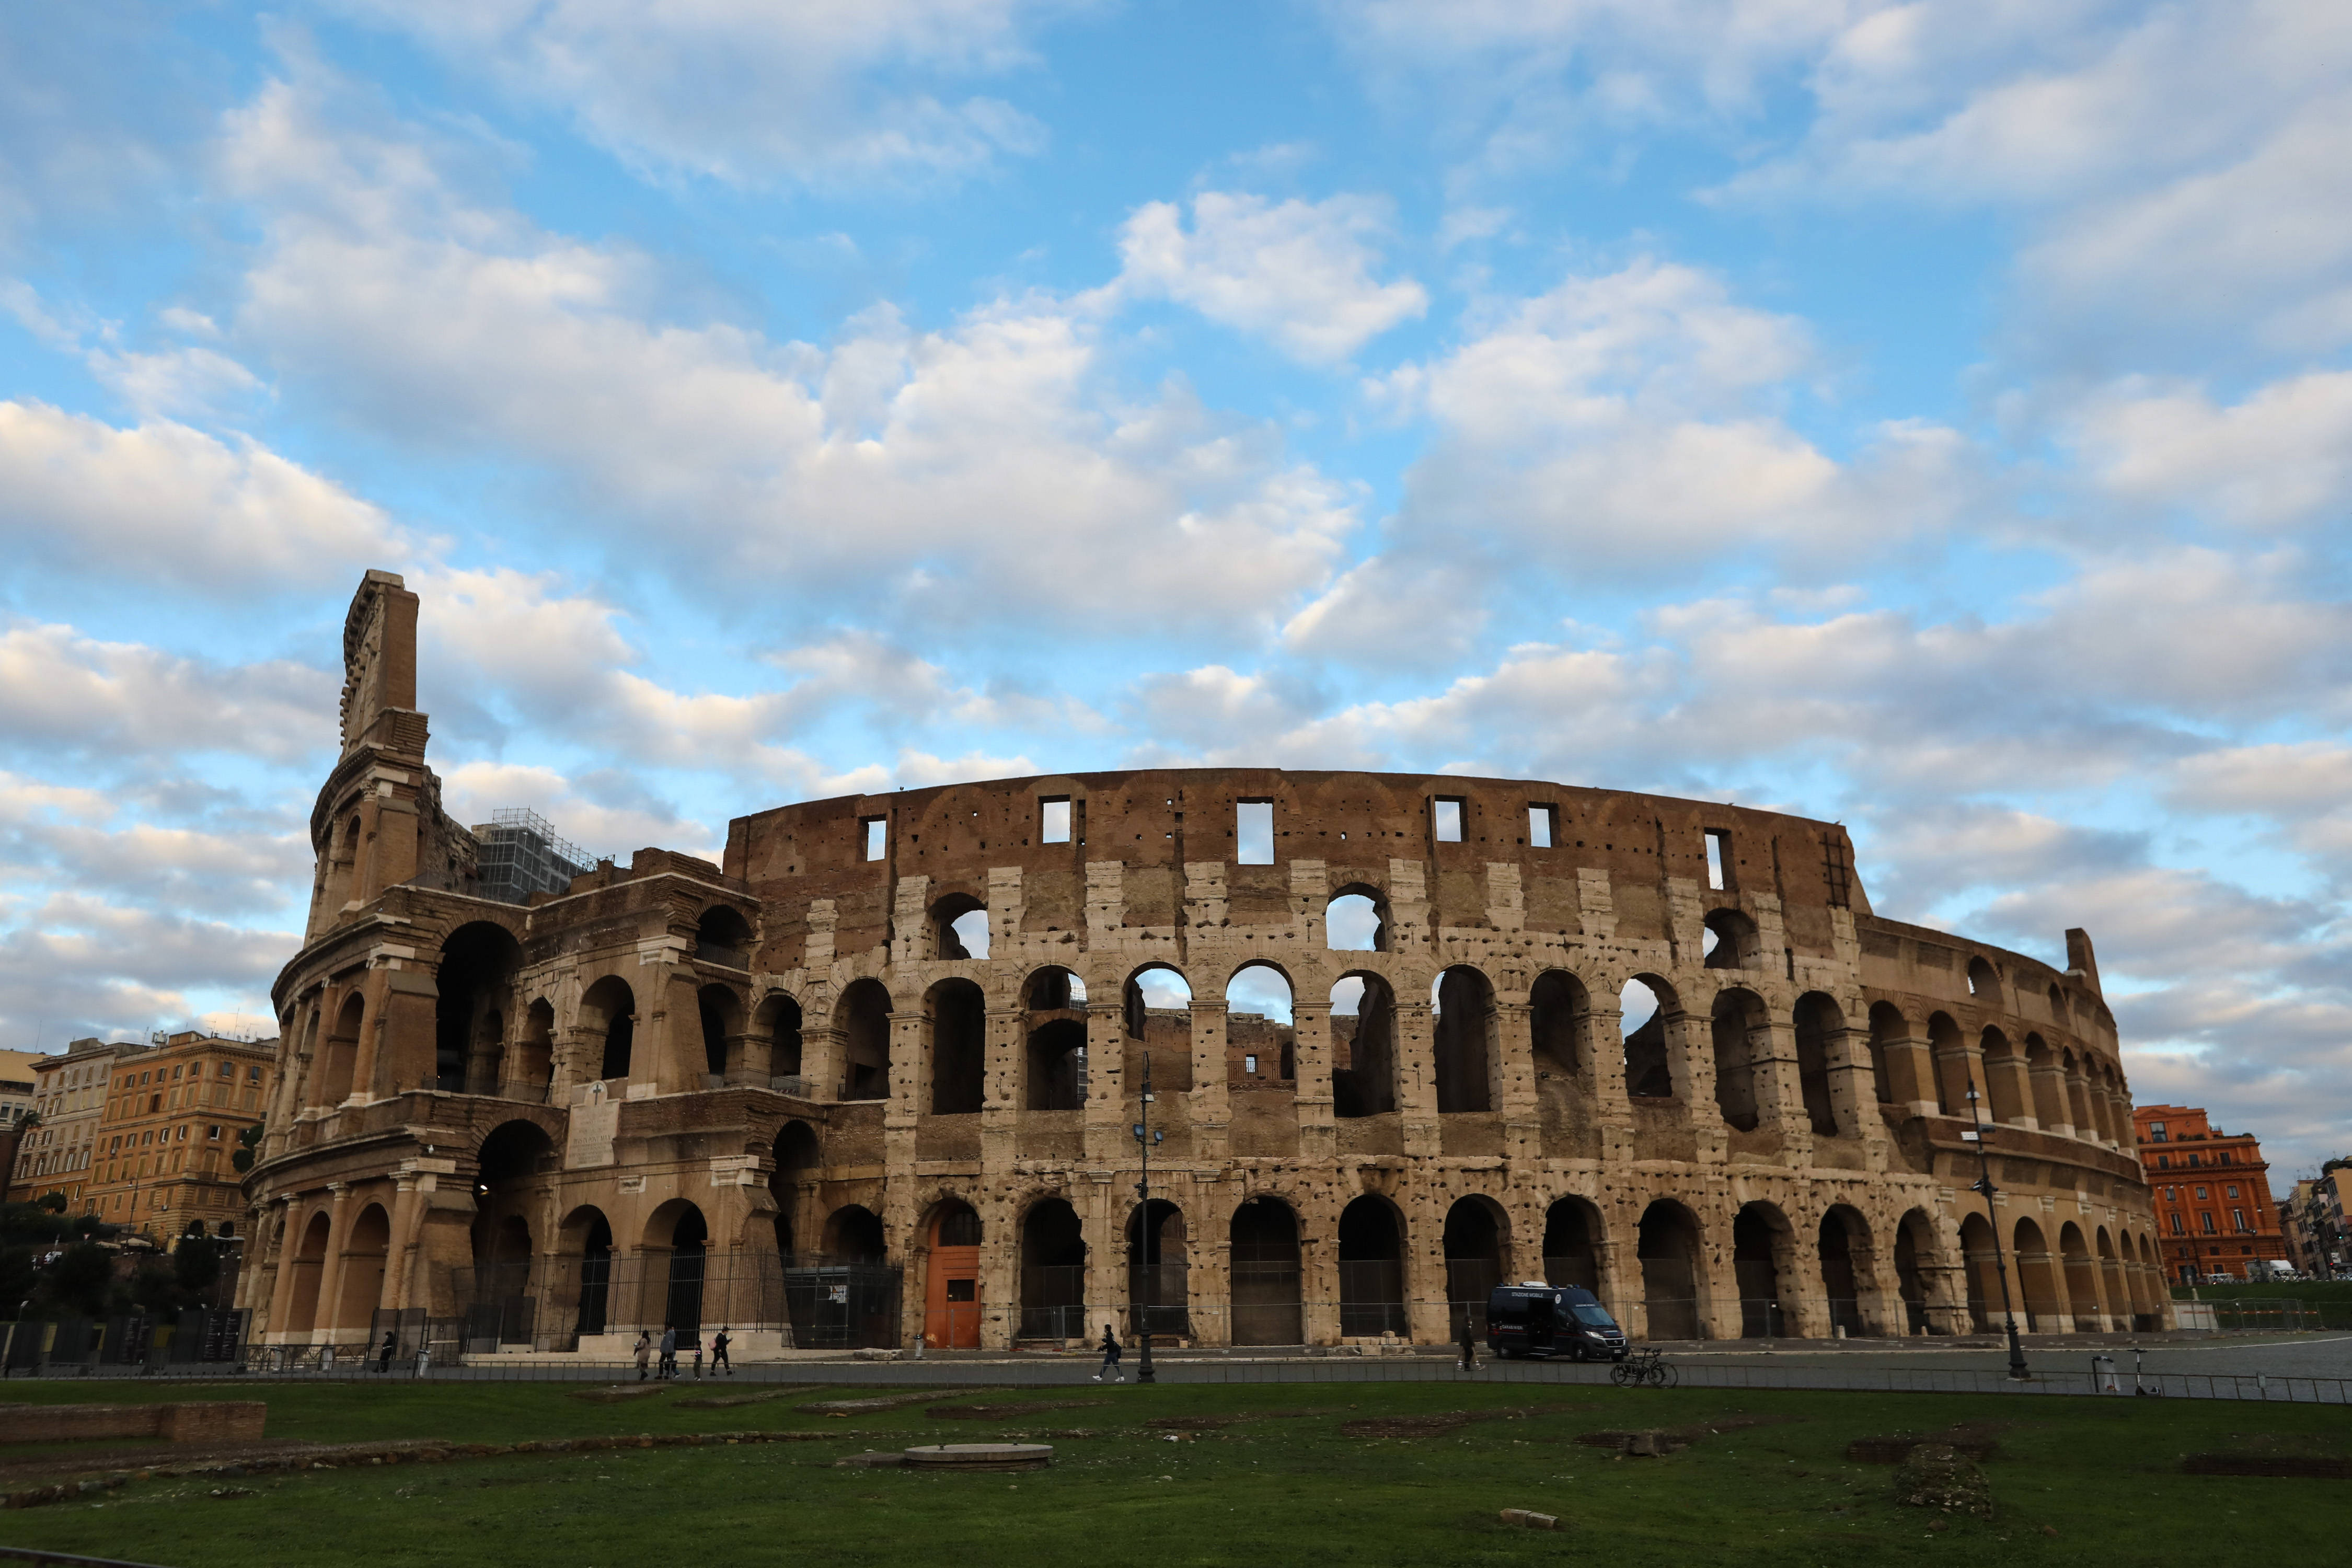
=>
[1570,1305,1616,1327]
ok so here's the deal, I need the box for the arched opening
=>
[333,1203,392,1334]
[1530,970,1586,1077]
[434,921,521,1093]
[820,1204,885,1262]
[837,979,892,1100]
[1981,1027,2026,1124]
[1126,1200,1189,1340]
[1712,989,1766,1132]
[1019,1198,1087,1341]
[1431,966,1494,1113]
[1122,965,1192,1096]
[1226,963,1294,1086]
[1621,977,1674,1098]
[1228,1196,1302,1346]
[1324,887,1387,952]
[2014,1217,2063,1332]
[1024,966,1088,1111]
[695,904,753,967]
[316,993,364,1106]
[1337,1195,1407,1337]
[2096,1227,2127,1336]
[515,999,556,1095]
[1792,993,1842,1135]
[923,1199,983,1350]
[1636,1201,1702,1340]
[284,1209,332,1334]
[1926,1011,1964,1116]
[470,1120,554,1348]
[1443,1196,1509,1334]
[1702,908,1758,970]
[2063,1051,2098,1140]
[1866,1002,1908,1106]
[662,1204,708,1338]
[929,978,986,1115]
[1894,1209,1934,1334]
[1331,973,1397,1117]
[932,893,988,960]
[581,976,637,1082]
[768,1121,822,1256]
[2047,984,2070,1027]
[1733,1203,1790,1337]
[1542,1197,1601,1291]
[562,1206,613,1338]
[757,993,804,1087]
[697,984,744,1082]
[1959,1213,1999,1331]
[1966,956,2000,1001]
[2060,1221,2100,1331]
[1819,1206,1870,1336]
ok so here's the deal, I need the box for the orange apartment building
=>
[83,1031,279,1243]
[2134,1104,2289,1282]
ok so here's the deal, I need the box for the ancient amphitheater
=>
[239,572,2169,1359]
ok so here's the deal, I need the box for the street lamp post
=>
[1965,1081,2031,1380]
[1132,1057,1163,1385]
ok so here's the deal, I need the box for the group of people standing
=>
[634,1325,733,1380]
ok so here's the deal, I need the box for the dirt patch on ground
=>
[1847,1421,2007,1464]
[1896,1444,1995,1518]
[2183,1454,2352,1479]
[925,1400,1100,1420]
[0,1440,340,1488]
[570,1385,670,1404]
[672,1390,799,1410]
[1342,1403,1601,1440]
[1574,1414,1788,1456]
[802,1391,979,1415]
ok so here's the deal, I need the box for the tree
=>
[34,1191,66,1213]
[231,1123,264,1175]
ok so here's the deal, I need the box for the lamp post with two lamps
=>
[1964,1079,2032,1380]
[1132,1056,1163,1385]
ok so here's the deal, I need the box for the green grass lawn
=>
[3,1377,2348,1567]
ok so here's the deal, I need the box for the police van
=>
[1485,1282,1628,1361]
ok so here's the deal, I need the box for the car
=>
[1486,1282,1628,1362]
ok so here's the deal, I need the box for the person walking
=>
[1458,1312,1478,1372]
[658,1324,678,1380]
[634,1330,653,1381]
[1093,1323,1123,1383]
[377,1329,397,1375]
[691,1333,705,1378]
[710,1328,732,1375]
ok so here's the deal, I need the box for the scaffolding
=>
[474,808,592,906]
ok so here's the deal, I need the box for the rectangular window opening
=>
[1433,797,1465,843]
[1704,828,1732,891]
[1237,800,1274,864]
[862,816,887,862]
[1244,1054,1259,1075]
[1528,803,1556,848]
[1040,797,1071,844]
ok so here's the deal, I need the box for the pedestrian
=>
[658,1323,678,1380]
[1459,1313,1478,1371]
[1093,1323,1123,1383]
[691,1333,704,1378]
[377,1329,397,1374]
[711,1328,732,1375]
[633,1330,652,1381]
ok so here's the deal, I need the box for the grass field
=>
[2,1376,2348,1567]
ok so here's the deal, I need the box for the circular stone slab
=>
[903,1443,1054,1473]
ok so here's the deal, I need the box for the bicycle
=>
[1610,1347,1677,1388]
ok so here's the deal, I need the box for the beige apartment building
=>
[12,1038,145,1212]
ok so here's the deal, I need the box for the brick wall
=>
[0,1401,265,1445]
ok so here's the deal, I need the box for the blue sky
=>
[3,1,2349,1171]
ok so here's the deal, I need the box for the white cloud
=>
[0,894,295,1042]
[84,344,266,421]
[2069,372,2352,532]
[0,621,333,764]
[0,399,408,591]
[320,0,1056,187]
[1114,191,1428,364]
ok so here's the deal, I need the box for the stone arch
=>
[1818,1204,1872,1336]
[755,991,804,1083]
[1792,992,1843,1135]
[835,978,893,1100]
[514,998,556,1094]
[922,1196,984,1350]
[1967,955,2002,1003]
[2059,1220,2100,1331]
[1529,969,1587,1077]
[1711,987,1768,1132]
[1893,1207,1938,1334]
[316,992,366,1107]
[1325,885,1388,952]
[2014,1216,2063,1331]
[1635,1199,1704,1340]
[1018,1196,1087,1341]
[1431,966,1495,1113]
[2025,1032,2067,1129]
[697,983,746,1082]
[2096,1225,2128,1335]
[558,1205,614,1338]
[434,920,521,1094]
[693,903,753,966]
[1703,907,1760,970]
[1958,1211,2000,1331]
[580,975,637,1082]
[1229,1195,1303,1346]
[821,1203,885,1262]
[1542,1195,1604,1292]
[284,1208,332,1334]
[1125,1198,1189,1340]
[1225,961,1295,1083]
[927,977,987,1115]
[1338,1193,1408,1337]
[1980,1026,2026,1124]
[1023,965,1088,1111]
[931,891,989,960]
[1733,1201,1797,1337]
[1442,1194,1511,1333]
[1621,975,1677,1099]
[767,1120,822,1255]
[1866,1001,1909,1106]
[1926,1011,1965,1115]
[1331,970,1398,1117]
[641,1200,708,1335]
[333,1202,393,1334]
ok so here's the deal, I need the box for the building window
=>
[2150,1121,2167,1141]
[2157,1155,2170,1169]
[1237,800,1275,863]
[2188,1154,2201,1167]
[2171,1214,2184,1235]
[1528,803,1557,848]
[1244,1054,1259,1075]
[1432,797,1465,844]
[2227,1185,2240,1199]
[862,816,887,861]
[2233,1210,2247,1231]
[2195,1186,2208,1201]
[2200,1213,2216,1234]
[1040,797,1071,844]
[1704,828,1732,891]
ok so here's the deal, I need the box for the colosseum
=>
[238,571,2170,1359]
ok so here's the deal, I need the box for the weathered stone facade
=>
[239,573,2169,1356]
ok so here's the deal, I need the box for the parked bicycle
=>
[1610,1346,1677,1388]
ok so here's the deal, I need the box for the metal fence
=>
[0,1310,249,1373]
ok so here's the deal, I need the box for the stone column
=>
[1292,1000,1335,1161]
[308,1183,354,1344]
[985,1005,1023,1171]
[1394,995,1438,1158]
[1988,1048,2039,1130]
[1931,1033,1982,1119]
[1404,1184,1449,1347]
[263,1197,303,1339]
[1299,1193,1341,1347]
[1585,995,1636,1165]
[2065,1066,2099,1146]
[2030,1058,2074,1137]
[1492,995,1540,1163]
[1187,997,1229,1162]
[1882,1024,1939,1120]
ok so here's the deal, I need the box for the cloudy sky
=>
[3,2,2348,1170]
